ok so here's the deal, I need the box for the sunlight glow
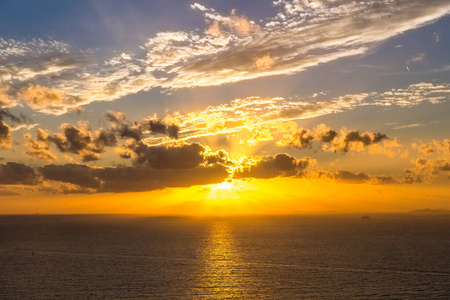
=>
[204,180,240,201]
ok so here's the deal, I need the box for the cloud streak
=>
[143,82,449,147]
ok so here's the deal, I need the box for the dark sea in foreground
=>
[0,214,449,299]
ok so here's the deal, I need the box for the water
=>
[0,214,449,299]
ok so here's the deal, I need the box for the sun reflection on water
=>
[195,221,255,298]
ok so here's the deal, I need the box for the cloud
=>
[203,9,262,37]
[233,153,315,179]
[38,142,231,193]
[0,162,39,185]
[0,38,70,61]
[1,1,449,114]
[404,158,449,183]
[122,141,232,170]
[21,80,447,165]
[9,136,450,195]
[49,123,107,162]
[0,86,12,106]
[254,54,274,70]
[371,175,400,185]
[330,130,388,153]
[374,83,450,107]
[407,52,425,66]
[24,111,181,162]
[332,170,400,185]
[18,85,78,114]
[0,108,30,149]
[368,138,404,158]
[32,140,231,193]
[313,138,450,185]
[160,0,449,88]
[404,139,450,183]
[0,121,12,149]
[94,164,229,193]
[142,82,449,147]
[279,128,315,149]
[39,164,102,189]
[278,123,394,155]
[131,142,209,169]
[418,139,450,156]
[0,189,21,196]
[334,170,370,183]
[107,110,180,140]
[24,129,57,161]
[36,180,96,194]
[24,122,116,162]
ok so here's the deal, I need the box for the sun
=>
[211,181,235,191]
[204,180,244,201]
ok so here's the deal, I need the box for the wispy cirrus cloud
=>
[0,1,449,114]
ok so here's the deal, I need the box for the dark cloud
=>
[343,131,387,148]
[94,164,228,193]
[0,121,12,148]
[93,129,117,151]
[148,120,180,138]
[38,162,229,193]
[0,109,31,148]
[372,175,400,185]
[0,162,39,185]
[440,162,450,172]
[0,109,29,124]
[25,123,118,162]
[50,124,92,154]
[204,149,232,166]
[132,142,209,169]
[318,128,338,143]
[39,164,102,189]
[282,124,389,153]
[167,124,179,139]
[107,110,179,140]
[0,190,21,196]
[314,169,400,185]
[46,123,108,162]
[293,129,314,149]
[105,111,127,123]
[106,111,143,140]
[112,122,143,141]
[37,141,232,193]
[334,170,370,183]
[149,120,167,134]
[329,131,388,153]
[234,153,314,179]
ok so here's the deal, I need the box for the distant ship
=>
[362,215,370,219]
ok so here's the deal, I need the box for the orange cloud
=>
[254,54,274,70]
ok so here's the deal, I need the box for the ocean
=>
[0,214,449,299]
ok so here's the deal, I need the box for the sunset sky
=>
[0,0,449,214]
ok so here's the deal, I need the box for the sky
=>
[0,0,449,214]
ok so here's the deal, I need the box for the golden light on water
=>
[198,221,254,297]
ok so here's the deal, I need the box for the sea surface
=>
[0,214,449,299]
